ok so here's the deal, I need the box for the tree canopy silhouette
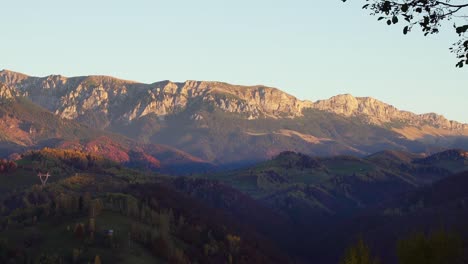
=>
[343,0,468,67]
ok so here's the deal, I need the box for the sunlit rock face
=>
[312,94,468,131]
[0,83,16,99]
[0,70,314,126]
[0,70,466,136]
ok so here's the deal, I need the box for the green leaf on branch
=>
[456,25,468,35]
[401,4,409,13]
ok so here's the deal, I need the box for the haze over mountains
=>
[1,69,467,165]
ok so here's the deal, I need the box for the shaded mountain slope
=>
[204,149,468,219]
[169,177,299,255]
[312,170,468,264]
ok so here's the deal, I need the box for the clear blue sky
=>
[1,0,467,122]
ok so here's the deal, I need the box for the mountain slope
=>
[0,92,211,173]
[313,94,468,138]
[0,94,105,151]
[0,70,313,125]
[1,70,467,164]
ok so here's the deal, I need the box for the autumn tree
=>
[340,238,381,264]
[343,0,468,67]
[0,159,17,173]
[226,234,241,255]
[94,255,102,264]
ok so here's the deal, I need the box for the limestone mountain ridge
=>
[1,69,467,163]
[0,70,313,127]
[1,70,465,134]
[312,94,467,131]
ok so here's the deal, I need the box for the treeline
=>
[340,229,465,264]
[27,148,118,171]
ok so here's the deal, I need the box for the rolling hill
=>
[204,149,468,219]
[198,150,468,263]
[1,146,467,263]
[0,149,289,263]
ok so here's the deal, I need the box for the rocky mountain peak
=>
[312,94,468,131]
[0,69,29,85]
[313,94,406,120]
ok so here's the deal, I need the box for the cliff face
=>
[1,70,467,137]
[0,70,313,127]
[312,94,468,131]
[0,82,17,99]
